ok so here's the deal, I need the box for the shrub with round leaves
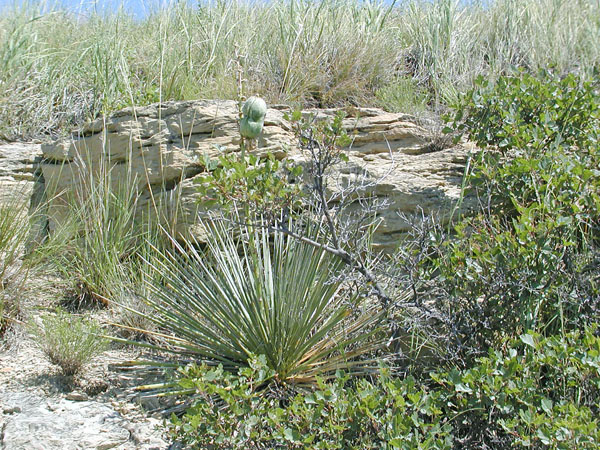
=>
[168,329,600,449]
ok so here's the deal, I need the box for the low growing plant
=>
[168,329,600,449]
[168,355,452,450]
[432,328,600,449]
[32,309,109,376]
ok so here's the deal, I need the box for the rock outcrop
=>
[0,142,42,204]
[39,100,472,249]
[0,391,167,450]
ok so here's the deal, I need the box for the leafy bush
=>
[429,71,600,356]
[432,328,600,449]
[168,329,600,449]
[137,220,383,384]
[168,355,452,450]
[32,309,109,376]
[194,151,302,222]
[448,72,599,153]
[447,72,600,239]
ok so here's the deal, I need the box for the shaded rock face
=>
[0,142,47,246]
[40,100,471,249]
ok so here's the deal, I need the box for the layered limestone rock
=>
[39,100,472,249]
[0,391,167,450]
[0,142,42,204]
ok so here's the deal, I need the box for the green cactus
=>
[240,96,267,139]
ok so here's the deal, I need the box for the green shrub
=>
[431,71,600,355]
[432,328,600,449]
[168,355,452,450]
[194,151,302,222]
[168,329,600,449]
[32,309,109,376]
[447,71,599,154]
[446,71,600,242]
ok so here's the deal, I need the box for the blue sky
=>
[0,0,489,17]
[0,0,195,17]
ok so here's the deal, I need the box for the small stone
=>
[96,441,125,450]
[46,402,57,411]
[83,379,109,397]
[65,392,88,402]
[2,406,21,414]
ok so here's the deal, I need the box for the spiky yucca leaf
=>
[139,221,384,384]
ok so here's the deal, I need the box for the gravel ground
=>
[0,275,174,450]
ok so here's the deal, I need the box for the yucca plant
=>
[134,220,384,385]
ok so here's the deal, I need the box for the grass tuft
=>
[0,184,30,340]
[31,308,109,376]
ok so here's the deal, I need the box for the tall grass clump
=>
[398,0,600,104]
[36,161,142,305]
[1,0,598,138]
[0,185,30,338]
[34,146,175,308]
